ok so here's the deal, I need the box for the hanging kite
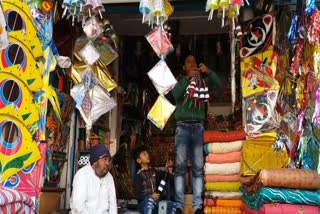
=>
[2,143,46,198]
[0,71,39,134]
[0,114,41,181]
[70,68,117,132]
[241,49,279,98]
[1,0,44,91]
[240,14,273,58]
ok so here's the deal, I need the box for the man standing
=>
[172,54,221,214]
[70,144,117,214]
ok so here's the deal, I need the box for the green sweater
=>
[172,70,222,122]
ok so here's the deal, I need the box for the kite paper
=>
[241,49,279,98]
[244,89,279,135]
[3,143,47,198]
[0,114,41,181]
[240,14,273,58]
[72,60,118,92]
[147,60,177,95]
[146,27,174,58]
[70,69,117,130]
[147,95,176,130]
[0,72,39,131]
[96,44,119,66]
[79,41,100,65]
[1,0,44,91]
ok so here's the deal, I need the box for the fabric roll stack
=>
[240,168,320,213]
[203,130,246,214]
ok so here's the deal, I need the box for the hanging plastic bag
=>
[83,17,104,40]
[147,60,177,95]
[146,27,174,58]
[147,95,176,130]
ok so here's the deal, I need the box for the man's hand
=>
[151,192,160,201]
[199,63,209,74]
[188,68,199,79]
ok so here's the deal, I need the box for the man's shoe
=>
[176,208,183,214]
[194,208,204,214]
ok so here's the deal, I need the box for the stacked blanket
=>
[203,130,246,214]
[0,185,34,214]
[240,168,320,213]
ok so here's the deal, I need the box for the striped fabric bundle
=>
[0,185,34,214]
[204,199,243,207]
[205,174,241,182]
[241,203,320,214]
[205,191,242,199]
[204,206,242,214]
[241,186,320,210]
[203,130,246,143]
[203,130,245,212]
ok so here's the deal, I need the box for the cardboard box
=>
[38,192,61,214]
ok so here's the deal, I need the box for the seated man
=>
[70,144,117,214]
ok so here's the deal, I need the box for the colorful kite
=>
[240,14,273,58]
[0,70,39,134]
[241,49,279,98]
[0,114,41,181]
[1,0,44,91]
[3,143,47,198]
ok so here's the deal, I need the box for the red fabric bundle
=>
[203,130,246,143]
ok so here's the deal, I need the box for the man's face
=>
[93,156,110,178]
[138,151,150,165]
[184,55,197,75]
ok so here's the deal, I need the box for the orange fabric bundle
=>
[204,206,242,214]
[205,174,240,182]
[204,199,243,208]
[241,169,320,194]
[203,130,246,143]
[206,151,241,163]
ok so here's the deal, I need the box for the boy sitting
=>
[133,145,175,214]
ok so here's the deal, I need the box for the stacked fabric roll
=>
[203,130,246,214]
[240,168,320,213]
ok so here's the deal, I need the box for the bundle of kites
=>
[70,15,119,141]
[139,0,174,26]
[61,0,105,25]
[138,0,176,130]
[205,0,248,28]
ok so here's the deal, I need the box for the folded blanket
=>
[204,199,243,208]
[241,186,320,210]
[0,186,34,214]
[1,202,34,214]
[205,191,242,199]
[203,130,246,143]
[241,139,289,175]
[204,206,242,214]
[204,141,243,154]
[205,162,241,175]
[206,151,241,163]
[241,203,320,214]
[241,169,320,194]
[205,174,240,182]
[205,182,241,191]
